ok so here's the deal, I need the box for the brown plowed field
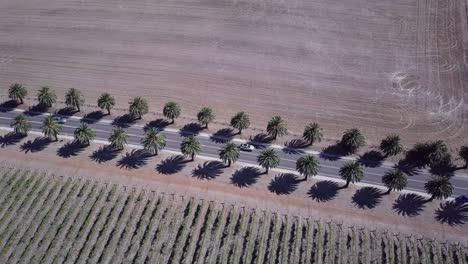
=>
[0,0,467,146]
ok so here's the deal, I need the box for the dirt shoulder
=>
[1,131,467,244]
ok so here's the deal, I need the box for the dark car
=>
[455,195,468,203]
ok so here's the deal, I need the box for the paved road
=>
[0,109,467,196]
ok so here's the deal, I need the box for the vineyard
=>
[0,167,466,264]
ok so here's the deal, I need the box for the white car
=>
[239,143,255,152]
[53,116,67,124]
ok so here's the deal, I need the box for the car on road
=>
[455,195,468,204]
[53,116,67,124]
[239,143,255,152]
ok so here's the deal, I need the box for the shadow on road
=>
[357,150,384,168]
[57,141,87,158]
[192,161,225,180]
[20,137,52,153]
[0,100,19,112]
[247,133,272,149]
[230,167,262,188]
[268,173,300,195]
[392,193,426,217]
[112,114,136,128]
[82,110,106,124]
[144,119,171,131]
[89,146,119,163]
[352,187,384,209]
[156,155,188,175]
[210,128,235,143]
[0,132,25,148]
[180,123,203,137]
[25,104,48,116]
[57,107,78,117]
[117,149,152,169]
[435,201,468,226]
[320,142,350,161]
[307,180,340,202]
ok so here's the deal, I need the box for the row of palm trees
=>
[10,112,455,201]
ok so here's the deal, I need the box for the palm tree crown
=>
[230,112,250,134]
[425,176,453,201]
[142,128,166,156]
[197,107,215,128]
[460,146,468,168]
[65,88,84,112]
[219,143,240,167]
[380,134,403,157]
[42,115,61,141]
[74,123,96,145]
[339,161,364,188]
[11,114,31,136]
[382,168,407,194]
[37,86,57,108]
[341,128,365,153]
[180,136,201,161]
[296,154,319,181]
[163,101,181,124]
[267,116,287,140]
[109,127,128,150]
[129,97,149,119]
[8,83,27,104]
[302,123,323,146]
[257,148,280,174]
[97,93,115,115]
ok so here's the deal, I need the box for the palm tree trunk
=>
[304,174,308,181]
[107,108,111,115]
[172,118,175,124]
[228,160,231,167]
[54,135,58,142]
[238,128,242,135]
[343,180,350,188]
[191,153,195,161]
[385,188,392,195]
[426,195,435,203]
[77,104,81,112]
[265,167,269,174]
[20,98,24,104]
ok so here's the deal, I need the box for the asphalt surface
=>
[0,109,467,197]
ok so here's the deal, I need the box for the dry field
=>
[0,0,467,147]
[0,167,466,264]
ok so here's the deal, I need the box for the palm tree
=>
[267,116,287,140]
[109,127,128,150]
[219,143,240,167]
[296,154,319,181]
[37,86,57,108]
[339,161,364,188]
[460,146,468,168]
[11,114,31,136]
[8,83,27,104]
[382,168,407,194]
[427,140,451,166]
[65,88,84,112]
[129,97,149,119]
[302,123,323,146]
[380,134,403,157]
[163,101,181,124]
[141,128,166,156]
[341,128,365,153]
[197,107,215,129]
[42,116,61,141]
[180,136,201,161]
[257,148,280,174]
[230,111,250,134]
[97,93,115,115]
[74,123,95,145]
[424,176,453,202]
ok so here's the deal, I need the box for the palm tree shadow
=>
[307,180,340,202]
[435,201,468,226]
[192,161,225,180]
[180,123,203,137]
[156,155,188,174]
[320,142,350,161]
[268,173,300,195]
[144,119,170,131]
[357,150,384,168]
[230,167,262,188]
[82,110,106,124]
[248,133,273,149]
[20,137,52,153]
[25,104,48,116]
[352,187,384,209]
[0,100,20,112]
[392,193,426,217]
[57,107,78,117]
[112,114,136,128]
[0,132,25,148]
[429,161,456,177]
[57,141,86,158]
[117,149,152,169]
[210,128,235,143]
[89,146,119,163]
